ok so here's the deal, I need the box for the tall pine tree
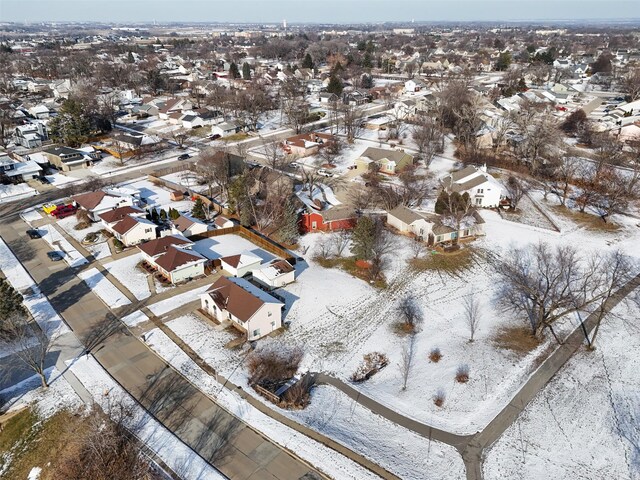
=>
[229,62,240,79]
[302,53,314,69]
[242,62,251,80]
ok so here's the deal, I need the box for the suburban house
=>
[72,187,141,222]
[387,205,485,245]
[211,121,244,138]
[14,122,48,149]
[158,98,193,120]
[98,205,156,246]
[252,259,295,289]
[405,78,427,93]
[171,214,209,237]
[393,99,418,120]
[342,90,372,106]
[319,92,340,104]
[214,216,235,229]
[441,165,505,208]
[355,147,414,175]
[0,155,42,182]
[220,252,263,277]
[138,235,206,284]
[200,276,283,341]
[282,132,336,157]
[42,146,95,171]
[107,132,163,158]
[296,183,357,233]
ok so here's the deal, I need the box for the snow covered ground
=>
[0,238,70,337]
[146,285,209,317]
[38,224,89,268]
[143,324,405,480]
[121,179,194,212]
[77,268,131,308]
[192,235,276,263]
[160,172,209,194]
[122,310,149,328]
[69,356,225,480]
[44,172,78,187]
[484,301,640,480]
[0,183,38,203]
[56,216,111,261]
[20,207,44,224]
[103,253,151,300]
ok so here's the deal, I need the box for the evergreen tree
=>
[0,278,26,320]
[169,207,180,220]
[362,52,373,69]
[517,78,527,92]
[47,98,92,147]
[351,216,376,260]
[277,200,299,245]
[191,198,207,220]
[229,62,240,79]
[326,75,344,95]
[331,61,344,75]
[242,62,251,80]
[495,51,512,71]
[150,208,159,223]
[361,73,373,89]
[127,51,135,63]
[302,53,314,69]
[159,209,167,221]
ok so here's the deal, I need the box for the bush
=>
[429,347,442,363]
[456,364,470,383]
[112,238,124,251]
[350,352,389,382]
[74,221,90,230]
[83,232,99,243]
[433,388,446,407]
[246,342,303,391]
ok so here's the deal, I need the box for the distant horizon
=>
[1,0,639,24]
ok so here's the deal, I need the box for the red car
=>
[555,106,568,112]
[51,204,77,219]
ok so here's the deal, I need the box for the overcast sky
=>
[1,0,638,23]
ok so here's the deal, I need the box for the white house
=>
[404,78,427,93]
[154,245,207,283]
[220,252,263,278]
[214,216,234,229]
[211,121,241,138]
[72,189,140,222]
[441,165,505,208]
[109,215,157,246]
[387,205,486,244]
[171,214,209,237]
[200,276,283,341]
[252,259,295,289]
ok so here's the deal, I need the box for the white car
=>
[290,162,302,169]
[318,168,334,177]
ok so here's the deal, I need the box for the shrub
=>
[433,388,446,407]
[113,238,124,252]
[456,364,470,383]
[246,342,303,391]
[280,375,315,409]
[429,347,442,363]
[83,232,99,243]
[74,221,90,230]
[351,352,389,382]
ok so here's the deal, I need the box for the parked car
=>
[290,162,302,169]
[555,106,568,112]
[177,153,191,161]
[26,229,42,239]
[51,204,77,219]
[47,251,64,261]
[318,168,334,177]
[42,203,60,215]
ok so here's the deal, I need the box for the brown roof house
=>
[282,132,336,158]
[200,276,283,340]
[219,251,263,278]
[170,214,209,237]
[137,234,206,283]
[355,147,414,175]
[99,205,156,246]
[72,186,141,222]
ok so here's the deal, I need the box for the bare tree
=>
[622,67,640,101]
[341,103,365,143]
[399,334,416,391]
[331,229,351,257]
[505,175,529,209]
[440,192,477,245]
[170,127,189,149]
[551,156,580,206]
[410,238,426,259]
[463,293,481,342]
[398,296,423,332]
[260,137,287,170]
[0,313,53,389]
[412,114,443,166]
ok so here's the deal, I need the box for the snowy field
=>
[121,179,194,212]
[77,268,131,308]
[484,301,640,480]
[192,235,276,263]
[69,356,225,480]
[146,285,210,317]
[103,253,151,300]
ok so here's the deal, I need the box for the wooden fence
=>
[147,173,228,216]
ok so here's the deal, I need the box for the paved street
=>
[0,217,325,480]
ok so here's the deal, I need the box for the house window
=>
[252,328,261,338]
[311,221,317,230]
[268,311,272,317]
[145,228,153,233]
[436,235,442,242]
[475,198,482,205]
[464,229,470,236]
[271,321,276,328]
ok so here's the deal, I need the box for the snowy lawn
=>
[0,183,37,203]
[160,172,210,194]
[77,268,131,308]
[103,253,151,300]
[121,179,194,212]
[484,301,640,480]
[122,310,149,328]
[44,172,78,187]
[56,216,111,261]
[20,207,44,224]
[192,235,276,263]
[146,285,210,317]
[143,326,390,480]
[68,356,225,480]
[38,224,88,268]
